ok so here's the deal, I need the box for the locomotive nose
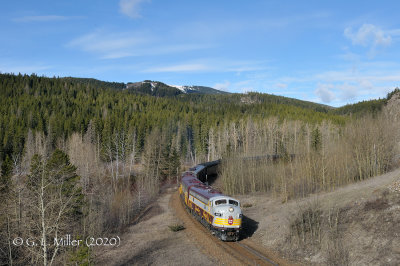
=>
[219,206,242,219]
[228,207,242,219]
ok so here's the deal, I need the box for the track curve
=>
[170,191,292,266]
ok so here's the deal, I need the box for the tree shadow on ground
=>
[132,203,164,226]
[121,238,170,265]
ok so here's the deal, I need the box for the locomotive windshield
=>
[215,199,227,205]
[229,200,238,206]
[215,199,239,206]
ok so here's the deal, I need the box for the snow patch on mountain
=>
[126,80,228,95]
[140,81,157,91]
[169,84,194,93]
[169,85,186,92]
[168,84,201,93]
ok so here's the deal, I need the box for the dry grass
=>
[220,114,398,201]
[235,168,400,265]
[95,192,214,266]
[288,201,350,265]
[168,224,185,232]
[242,203,253,208]
[290,201,323,247]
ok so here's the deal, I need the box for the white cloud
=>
[68,30,210,59]
[68,31,150,59]
[70,33,144,52]
[143,63,208,72]
[0,63,51,74]
[240,87,255,93]
[344,24,392,47]
[359,79,373,90]
[263,61,400,105]
[119,0,149,19]
[315,83,335,103]
[144,43,213,55]
[276,83,288,89]
[338,83,358,101]
[12,15,80,22]
[214,81,230,91]
[142,59,266,73]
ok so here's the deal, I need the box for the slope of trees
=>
[219,113,398,200]
[0,73,398,264]
[330,88,400,117]
[332,99,386,116]
[126,81,183,97]
[0,73,345,163]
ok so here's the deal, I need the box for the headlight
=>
[229,207,234,212]
[214,212,222,216]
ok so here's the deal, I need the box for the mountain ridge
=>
[2,73,396,116]
[125,80,228,96]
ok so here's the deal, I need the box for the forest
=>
[0,73,398,265]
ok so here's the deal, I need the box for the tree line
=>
[219,112,398,200]
[0,73,347,163]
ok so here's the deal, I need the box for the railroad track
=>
[171,191,286,266]
[233,242,278,266]
[223,240,278,266]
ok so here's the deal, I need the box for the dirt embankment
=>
[95,167,400,265]
[170,191,295,266]
[237,168,400,265]
[95,187,295,266]
[95,188,216,266]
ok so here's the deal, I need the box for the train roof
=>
[188,164,206,175]
[181,174,201,185]
[190,184,223,200]
[181,173,224,200]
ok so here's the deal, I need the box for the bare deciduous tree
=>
[24,150,83,266]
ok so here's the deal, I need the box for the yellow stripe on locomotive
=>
[180,168,242,241]
[214,218,242,226]
[186,195,241,227]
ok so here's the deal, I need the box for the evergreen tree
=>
[311,127,322,151]
[0,155,13,195]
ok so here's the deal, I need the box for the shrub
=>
[168,224,185,232]
[290,202,322,246]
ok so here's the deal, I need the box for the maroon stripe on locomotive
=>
[181,174,201,205]
[188,195,214,224]
[182,173,224,201]
[190,185,223,201]
[181,176,201,188]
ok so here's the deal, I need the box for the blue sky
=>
[1,0,400,106]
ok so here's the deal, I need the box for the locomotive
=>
[179,162,242,241]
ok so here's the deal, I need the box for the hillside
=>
[1,73,399,265]
[125,81,183,96]
[125,81,228,96]
[237,167,400,265]
[125,80,334,113]
[19,75,395,117]
[2,73,397,164]
[332,98,386,116]
[331,88,399,117]
[0,73,346,161]
[168,84,229,94]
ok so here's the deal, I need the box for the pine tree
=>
[311,127,322,152]
[0,155,13,195]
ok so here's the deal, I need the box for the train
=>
[179,161,242,241]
